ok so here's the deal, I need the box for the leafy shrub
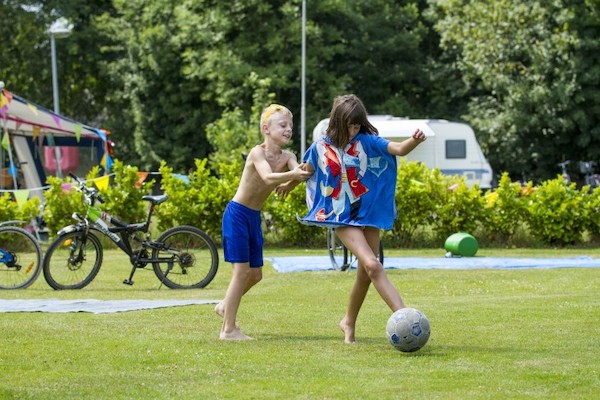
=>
[393,160,438,246]
[526,176,588,245]
[263,183,318,246]
[42,175,85,235]
[482,172,530,244]
[90,160,154,224]
[0,193,41,224]
[429,171,486,241]
[155,158,236,239]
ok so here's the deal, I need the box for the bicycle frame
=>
[57,190,172,284]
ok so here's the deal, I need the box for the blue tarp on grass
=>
[269,256,600,273]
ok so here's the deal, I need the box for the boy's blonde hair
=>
[260,104,292,128]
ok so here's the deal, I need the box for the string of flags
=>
[0,171,192,208]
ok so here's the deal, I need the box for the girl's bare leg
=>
[336,226,405,343]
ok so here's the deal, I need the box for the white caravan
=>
[312,116,493,189]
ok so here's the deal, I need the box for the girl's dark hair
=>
[326,94,378,147]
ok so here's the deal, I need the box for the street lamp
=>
[300,0,307,156]
[48,17,73,178]
[48,17,73,114]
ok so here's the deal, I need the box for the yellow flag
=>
[32,126,41,141]
[13,190,30,208]
[27,103,38,115]
[94,175,109,191]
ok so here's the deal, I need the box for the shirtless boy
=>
[216,104,312,340]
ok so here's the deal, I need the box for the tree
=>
[429,0,594,181]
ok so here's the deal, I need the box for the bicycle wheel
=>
[327,227,384,271]
[0,226,43,289]
[43,231,103,290]
[327,227,355,271]
[152,225,219,289]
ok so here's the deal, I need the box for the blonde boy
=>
[216,104,312,340]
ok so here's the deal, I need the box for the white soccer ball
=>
[386,307,431,352]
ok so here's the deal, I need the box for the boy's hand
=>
[275,182,294,199]
[294,163,313,181]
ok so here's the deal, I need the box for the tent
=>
[0,86,109,199]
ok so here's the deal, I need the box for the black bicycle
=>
[42,174,219,290]
[327,227,384,271]
[0,221,43,289]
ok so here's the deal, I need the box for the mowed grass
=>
[0,247,599,399]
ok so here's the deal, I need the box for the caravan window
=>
[446,140,466,159]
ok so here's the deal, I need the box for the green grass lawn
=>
[1,247,599,399]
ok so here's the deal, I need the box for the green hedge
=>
[3,159,599,248]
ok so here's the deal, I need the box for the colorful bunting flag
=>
[27,103,38,115]
[32,126,41,141]
[51,115,62,128]
[1,130,9,150]
[135,172,149,189]
[74,124,82,142]
[13,190,30,208]
[8,160,17,177]
[94,175,109,191]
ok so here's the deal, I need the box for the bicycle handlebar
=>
[69,173,105,204]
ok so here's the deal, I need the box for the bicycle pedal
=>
[122,279,134,286]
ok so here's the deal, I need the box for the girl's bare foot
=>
[214,302,224,317]
[220,327,255,341]
[339,317,356,344]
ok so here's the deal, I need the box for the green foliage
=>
[90,160,154,223]
[430,0,584,180]
[205,74,275,169]
[0,193,40,224]
[263,184,317,246]
[482,172,530,244]
[155,158,234,239]
[42,176,85,235]
[526,176,588,245]
[429,173,485,241]
[393,160,438,246]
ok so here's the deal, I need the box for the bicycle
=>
[579,160,600,191]
[327,227,384,271]
[0,221,43,289]
[42,173,219,290]
[557,160,571,184]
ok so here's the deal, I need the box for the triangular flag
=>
[0,93,6,108]
[52,115,62,128]
[135,172,149,189]
[13,190,30,208]
[32,126,41,141]
[27,103,38,115]
[1,130,9,150]
[8,160,17,177]
[101,153,113,172]
[2,90,13,103]
[94,175,109,191]
[74,124,82,142]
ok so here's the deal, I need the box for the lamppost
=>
[48,17,72,114]
[300,0,307,156]
[48,17,73,177]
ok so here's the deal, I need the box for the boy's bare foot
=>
[220,327,255,341]
[339,317,356,344]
